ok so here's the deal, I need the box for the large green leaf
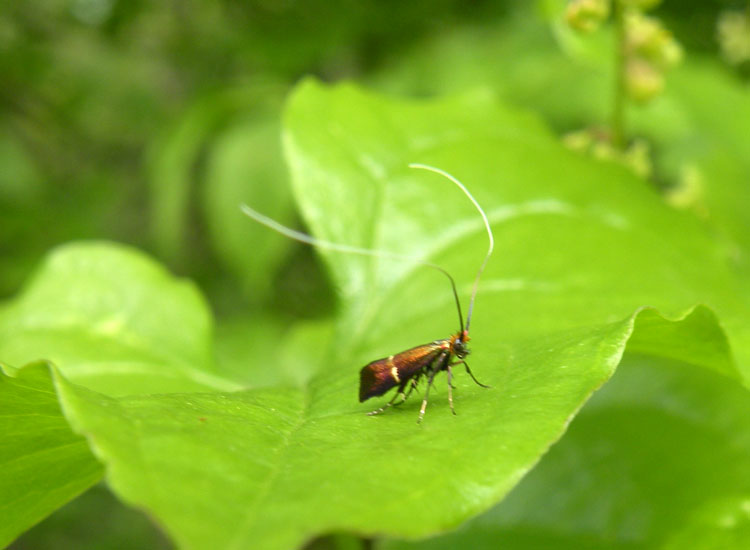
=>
[0,362,103,548]
[381,354,750,550]
[0,242,239,396]
[283,80,749,377]
[0,242,240,546]
[45,308,731,550]
[9,81,741,549]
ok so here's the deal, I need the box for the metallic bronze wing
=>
[358,341,447,402]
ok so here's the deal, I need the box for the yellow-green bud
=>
[562,128,652,179]
[717,10,750,65]
[591,140,617,161]
[625,59,664,103]
[565,0,611,33]
[625,12,682,69]
[562,130,594,153]
[665,165,708,219]
[622,139,652,179]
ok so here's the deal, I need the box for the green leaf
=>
[147,83,289,268]
[380,355,750,549]
[0,242,240,396]
[29,81,748,549]
[283,80,749,378]
[626,305,735,379]
[0,241,233,545]
[213,315,333,387]
[11,483,171,550]
[202,112,294,301]
[0,362,103,548]
[147,89,248,263]
[662,62,750,273]
[31,314,635,548]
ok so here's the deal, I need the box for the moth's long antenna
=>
[240,203,465,332]
[408,164,494,333]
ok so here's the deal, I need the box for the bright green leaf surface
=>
[0,242,240,396]
[0,362,103,548]
[47,312,689,549]
[213,315,333,387]
[25,81,747,549]
[381,355,750,549]
[283,81,749,378]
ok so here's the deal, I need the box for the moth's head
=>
[453,330,471,359]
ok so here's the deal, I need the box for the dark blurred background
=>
[1,0,508,310]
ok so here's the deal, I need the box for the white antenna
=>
[408,163,494,332]
[240,163,494,332]
[239,202,466,330]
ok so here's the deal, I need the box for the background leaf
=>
[201,96,294,303]
[0,242,240,396]
[9,483,171,550]
[0,362,102,548]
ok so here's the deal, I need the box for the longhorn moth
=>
[241,163,494,423]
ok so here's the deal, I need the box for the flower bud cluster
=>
[563,128,652,178]
[664,165,708,219]
[565,0,682,104]
[717,10,750,66]
[624,11,682,103]
[565,0,610,33]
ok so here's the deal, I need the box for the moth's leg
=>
[445,361,457,389]
[446,365,457,416]
[367,380,409,416]
[417,370,439,424]
[451,359,490,388]
[394,376,420,406]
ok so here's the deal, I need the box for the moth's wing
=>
[358,342,446,402]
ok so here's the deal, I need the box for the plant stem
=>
[611,0,626,150]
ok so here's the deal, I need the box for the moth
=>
[242,163,494,423]
[357,164,493,423]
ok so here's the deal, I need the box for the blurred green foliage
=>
[2,0,749,549]
[0,0,504,302]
